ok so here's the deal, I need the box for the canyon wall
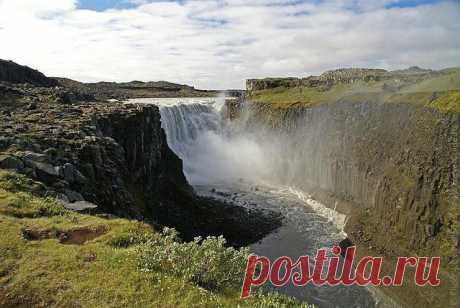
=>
[236,98,458,259]
[0,103,190,218]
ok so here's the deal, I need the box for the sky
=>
[0,0,459,89]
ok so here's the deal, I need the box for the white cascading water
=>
[132,97,273,186]
[127,97,384,308]
[128,96,347,230]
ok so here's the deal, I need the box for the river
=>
[128,97,396,308]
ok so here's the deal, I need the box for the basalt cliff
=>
[231,67,459,307]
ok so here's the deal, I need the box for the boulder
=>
[62,163,76,182]
[56,193,70,203]
[0,59,58,87]
[63,201,98,212]
[64,189,84,202]
[62,163,87,184]
[0,155,24,171]
[25,160,59,177]
[24,151,48,163]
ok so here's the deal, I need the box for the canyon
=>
[0,59,458,307]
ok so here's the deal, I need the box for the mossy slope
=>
[0,171,310,308]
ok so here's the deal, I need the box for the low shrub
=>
[137,227,250,291]
[108,225,155,248]
[251,291,314,308]
[35,196,68,217]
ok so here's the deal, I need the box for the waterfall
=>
[127,97,347,231]
[129,97,271,185]
[159,102,222,163]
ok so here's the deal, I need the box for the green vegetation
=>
[0,170,311,307]
[401,70,460,93]
[435,188,460,259]
[248,70,460,112]
[138,229,249,291]
[248,82,369,108]
[426,91,460,113]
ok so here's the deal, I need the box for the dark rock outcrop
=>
[0,59,58,87]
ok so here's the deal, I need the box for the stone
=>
[62,163,76,183]
[44,148,58,162]
[52,180,69,189]
[64,189,84,202]
[24,151,48,163]
[0,136,13,150]
[25,160,59,177]
[0,155,24,171]
[26,102,37,110]
[63,201,98,212]
[62,163,87,184]
[23,167,36,178]
[56,193,70,203]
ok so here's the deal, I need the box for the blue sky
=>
[77,0,443,11]
[0,0,458,89]
[78,0,134,11]
[385,0,441,8]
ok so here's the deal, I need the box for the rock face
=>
[236,95,458,306]
[0,59,58,87]
[242,99,458,259]
[0,102,190,218]
[84,103,191,217]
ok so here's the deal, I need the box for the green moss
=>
[0,170,311,307]
[0,170,32,192]
[427,91,460,113]
[435,190,460,259]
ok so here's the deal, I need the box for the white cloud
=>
[0,0,459,89]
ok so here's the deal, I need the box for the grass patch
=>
[248,70,460,110]
[0,170,312,307]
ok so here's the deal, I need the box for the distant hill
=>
[0,59,218,100]
[53,77,217,99]
[0,59,58,87]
